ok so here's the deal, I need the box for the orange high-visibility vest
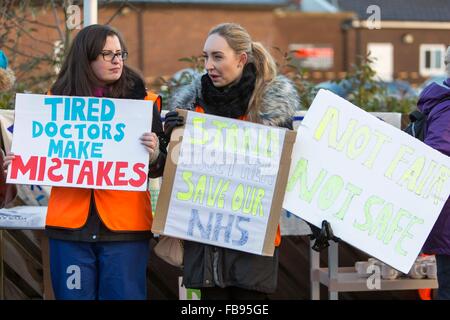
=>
[46,92,161,231]
[418,253,434,300]
[146,92,162,113]
[194,105,282,247]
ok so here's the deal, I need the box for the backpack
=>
[404,96,450,141]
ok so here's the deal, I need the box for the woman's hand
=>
[140,132,160,165]
[2,152,15,177]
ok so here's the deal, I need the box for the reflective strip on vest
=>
[194,105,281,247]
[46,92,160,231]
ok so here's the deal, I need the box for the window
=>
[420,44,446,77]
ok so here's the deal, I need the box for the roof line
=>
[352,19,450,30]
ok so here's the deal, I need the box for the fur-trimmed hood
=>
[0,68,15,92]
[168,73,300,127]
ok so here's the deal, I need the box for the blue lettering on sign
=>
[187,209,250,246]
[44,96,116,122]
[38,97,126,159]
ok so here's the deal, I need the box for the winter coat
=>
[168,73,300,293]
[420,78,450,256]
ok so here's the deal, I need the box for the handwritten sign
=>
[283,89,450,273]
[153,110,295,256]
[7,93,153,191]
[0,206,47,229]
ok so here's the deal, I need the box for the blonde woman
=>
[165,23,300,299]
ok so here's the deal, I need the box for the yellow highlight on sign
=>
[176,170,266,217]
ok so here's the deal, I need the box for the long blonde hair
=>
[208,23,277,122]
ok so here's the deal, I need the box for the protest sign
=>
[0,206,46,229]
[7,93,153,191]
[153,110,295,256]
[283,89,450,273]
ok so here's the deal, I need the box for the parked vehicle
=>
[416,75,447,94]
[316,79,417,100]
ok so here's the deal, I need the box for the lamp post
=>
[84,0,98,27]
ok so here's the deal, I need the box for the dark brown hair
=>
[51,24,144,98]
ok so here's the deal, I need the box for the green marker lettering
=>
[369,202,393,240]
[383,208,411,245]
[206,177,222,208]
[347,126,371,160]
[395,216,424,256]
[243,186,257,214]
[286,158,327,203]
[353,195,384,231]
[336,119,358,151]
[212,120,228,148]
[176,171,194,201]
[415,160,437,196]
[314,107,339,147]
[334,183,363,220]
[317,175,344,211]
[363,130,391,169]
[225,124,239,153]
[385,145,414,179]
[397,156,425,191]
[252,188,265,217]
[424,165,450,205]
[189,117,209,145]
[217,181,230,209]
[193,175,206,204]
[232,184,244,212]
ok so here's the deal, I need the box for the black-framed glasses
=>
[100,51,128,62]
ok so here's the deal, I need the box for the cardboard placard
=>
[283,89,450,273]
[153,109,296,256]
[7,93,153,191]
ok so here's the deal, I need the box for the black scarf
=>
[199,63,256,118]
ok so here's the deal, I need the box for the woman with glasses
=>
[4,24,166,300]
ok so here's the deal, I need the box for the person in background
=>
[420,45,450,300]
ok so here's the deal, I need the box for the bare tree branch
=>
[50,0,65,43]
[3,11,55,47]
[2,43,53,61]
[20,15,60,29]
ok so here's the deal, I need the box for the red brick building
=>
[2,0,449,88]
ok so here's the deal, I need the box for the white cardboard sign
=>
[283,89,450,273]
[7,93,153,191]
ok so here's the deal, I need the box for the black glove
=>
[162,111,184,147]
[310,220,340,252]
